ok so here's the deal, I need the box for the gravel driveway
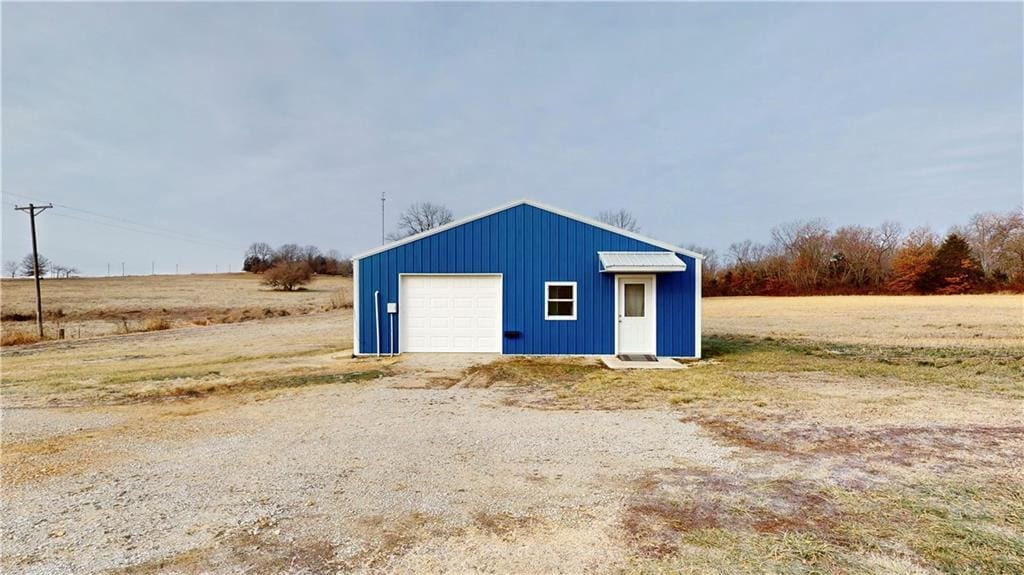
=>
[2,355,735,574]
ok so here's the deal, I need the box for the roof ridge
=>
[352,199,704,261]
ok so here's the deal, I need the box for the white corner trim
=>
[694,258,702,359]
[544,281,577,321]
[351,199,706,261]
[352,259,360,355]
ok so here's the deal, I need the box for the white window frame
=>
[544,281,577,321]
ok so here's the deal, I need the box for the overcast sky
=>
[3,3,1021,276]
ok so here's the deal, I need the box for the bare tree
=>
[323,249,353,276]
[728,239,777,268]
[953,212,1008,276]
[991,207,1024,283]
[682,244,719,281]
[19,253,51,277]
[771,219,832,290]
[3,260,18,278]
[955,209,1024,280]
[388,202,454,241]
[871,221,903,287]
[243,242,275,272]
[830,225,877,287]
[273,243,304,264]
[597,209,640,232]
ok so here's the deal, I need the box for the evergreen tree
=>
[919,234,984,294]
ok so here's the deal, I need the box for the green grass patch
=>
[834,481,1024,574]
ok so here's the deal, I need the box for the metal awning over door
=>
[598,251,686,273]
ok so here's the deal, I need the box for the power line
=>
[3,190,243,251]
[48,211,241,252]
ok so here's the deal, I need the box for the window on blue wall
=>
[544,282,576,320]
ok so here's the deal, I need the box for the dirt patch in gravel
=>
[116,525,338,574]
[623,468,846,559]
[690,417,1024,469]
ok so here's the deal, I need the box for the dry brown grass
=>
[140,317,171,332]
[0,273,352,341]
[1,329,42,346]
[338,512,457,572]
[116,525,338,575]
[471,511,540,540]
[0,311,397,408]
[704,294,1024,348]
[2,398,233,486]
[1,434,96,486]
[624,467,1024,574]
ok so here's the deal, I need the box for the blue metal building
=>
[352,200,703,358]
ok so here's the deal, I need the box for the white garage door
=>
[400,275,502,353]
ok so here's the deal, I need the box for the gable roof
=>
[351,199,705,261]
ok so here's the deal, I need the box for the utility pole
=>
[121,262,125,277]
[14,203,53,338]
[381,192,386,245]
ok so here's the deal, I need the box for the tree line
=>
[242,243,352,276]
[692,208,1023,296]
[3,254,79,279]
[242,243,352,291]
[242,202,1022,296]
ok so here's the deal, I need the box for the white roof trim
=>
[602,267,685,273]
[598,251,687,273]
[352,199,706,261]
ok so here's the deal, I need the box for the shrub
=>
[1,330,42,346]
[262,261,313,291]
[143,318,172,331]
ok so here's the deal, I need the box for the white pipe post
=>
[374,290,381,357]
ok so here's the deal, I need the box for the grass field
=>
[1,273,351,341]
[703,294,1024,349]
[1,276,1021,574]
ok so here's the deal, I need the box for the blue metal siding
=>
[357,203,697,356]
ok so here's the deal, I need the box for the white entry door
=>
[617,275,656,355]
[400,275,502,353]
